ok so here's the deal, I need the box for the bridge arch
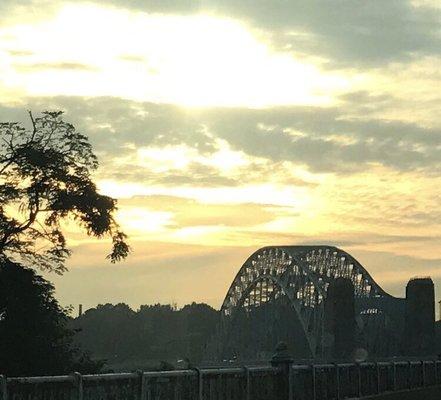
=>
[219,245,397,358]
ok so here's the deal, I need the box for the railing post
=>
[357,363,362,398]
[288,363,293,400]
[271,342,293,400]
[72,372,83,400]
[243,367,251,400]
[407,361,412,389]
[312,365,316,400]
[194,368,203,400]
[392,362,397,391]
[137,370,146,400]
[422,361,426,387]
[0,375,7,400]
[335,364,340,400]
[375,362,380,394]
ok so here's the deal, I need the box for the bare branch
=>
[28,110,37,142]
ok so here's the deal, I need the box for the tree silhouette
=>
[0,259,103,376]
[71,302,219,370]
[0,111,129,273]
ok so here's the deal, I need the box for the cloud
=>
[7,50,34,57]
[86,0,441,67]
[201,106,441,173]
[212,0,441,67]
[0,0,59,24]
[5,1,439,70]
[14,62,99,72]
[101,162,240,187]
[118,195,288,228]
[105,0,202,14]
[1,96,440,177]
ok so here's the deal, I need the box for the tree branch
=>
[28,110,37,142]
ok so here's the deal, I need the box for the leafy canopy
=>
[0,111,129,273]
[0,259,104,376]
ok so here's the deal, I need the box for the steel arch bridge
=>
[217,245,403,360]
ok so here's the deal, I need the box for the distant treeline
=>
[70,302,219,371]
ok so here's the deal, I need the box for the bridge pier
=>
[404,278,435,356]
[324,277,356,360]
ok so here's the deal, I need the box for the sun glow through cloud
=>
[0,3,355,107]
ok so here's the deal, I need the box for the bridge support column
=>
[404,278,435,356]
[324,277,356,360]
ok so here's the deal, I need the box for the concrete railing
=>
[1,360,440,400]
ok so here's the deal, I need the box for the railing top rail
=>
[200,367,244,374]
[376,362,392,367]
[244,366,277,373]
[336,363,355,368]
[142,370,197,378]
[313,364,335,369]
[7,375,72,384]
[83,372,139,381]
[4,359,439,382]
[359,362,376,367]
[3,368,274,383]
[292,365,311,371]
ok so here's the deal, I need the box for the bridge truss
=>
[219,246,399,359]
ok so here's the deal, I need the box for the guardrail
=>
[1,360,440,400]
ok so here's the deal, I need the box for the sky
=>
[0,0,440,313]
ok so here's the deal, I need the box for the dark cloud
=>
[2,1,440,67]
[201,106,441,173]
[91,0,441,67]
[0,96,216,153]
[338,91,398,115]
[1,96,440,177]
[210,0,441,67]
[0,0,59,21]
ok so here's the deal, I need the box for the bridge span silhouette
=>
[1,245,438,400]
[212,245,435,362]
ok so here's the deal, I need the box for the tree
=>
[0,111,129,273]
[70,302,220,370]
[0,259,103,376]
